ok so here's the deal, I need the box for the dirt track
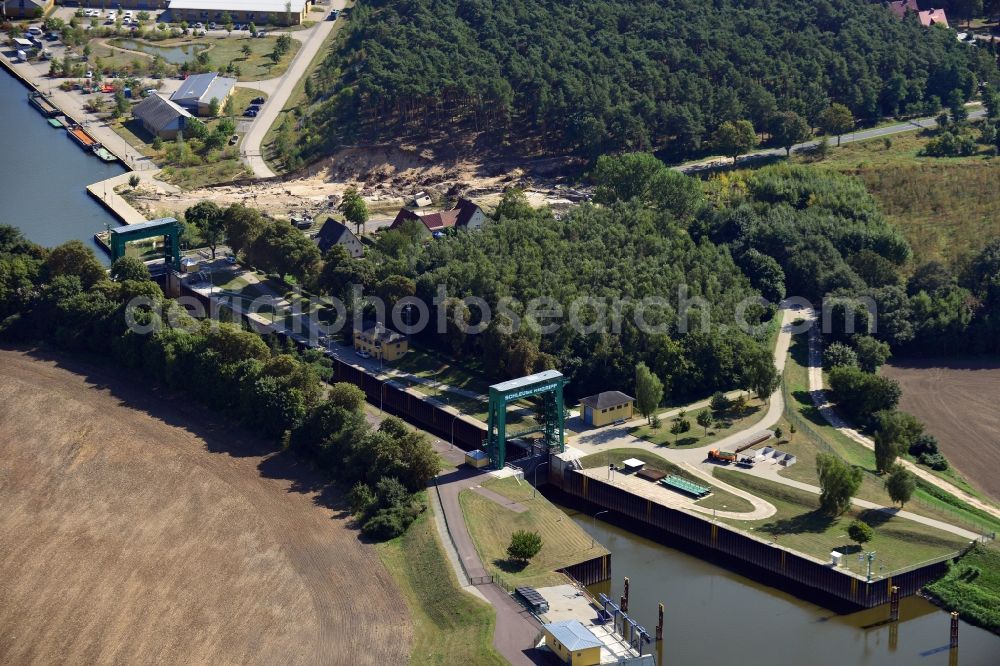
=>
[882,359,1000,502]
[0,349,411,665]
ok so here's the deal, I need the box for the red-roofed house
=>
[887,0,918,20]
[919,8,948,27]
[389,198,487,235]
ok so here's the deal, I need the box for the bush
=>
[710,391,731,414]
[348,481,375,516]
[827,366,901,425]
[361,502,423,540]
[921,130,976,157]
[823,342,858,369]
[919,452,950,471]
[506,529,543,562]
[375,476,409,510]
[847,519,874,546]
[909,433,939,457]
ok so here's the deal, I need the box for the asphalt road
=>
[678,106,987,173]
[242,5,343,178]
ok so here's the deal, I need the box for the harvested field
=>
[0,348,410,665]
[882,358,1000,502]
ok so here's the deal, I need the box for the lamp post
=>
[379,379,385,415]
[533,461,549,499]
[592,510,609,548]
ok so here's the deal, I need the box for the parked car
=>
[242,108,257,117]
[194,22,204,29]
[228,134,239,145]
[247,104,261,112]
[27,26,43,36]
[85,70,94,78]
[355,350,371,359]
[250,96,265,105]
[225,255,237,264]
[207,22,217,30]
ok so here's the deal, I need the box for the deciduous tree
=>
[819,104,854,146]
[817,452,862,516]
[635,362,663,424]
[507,530,543,562]
[885,465,915,508]
[713,120,759,161]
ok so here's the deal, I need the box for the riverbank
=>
[0,54,151,229]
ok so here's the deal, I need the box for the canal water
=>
[565,512,999,666]
[0,67,125,260]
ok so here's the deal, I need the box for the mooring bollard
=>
[656,603,664,641]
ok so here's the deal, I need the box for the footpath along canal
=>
[0,67,124,260]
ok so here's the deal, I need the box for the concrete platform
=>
[535,584,647,665]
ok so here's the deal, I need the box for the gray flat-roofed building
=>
[166,0,310,26]
[169,72,237,116]
[133,94,192,139]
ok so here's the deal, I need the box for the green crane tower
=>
[486,370,567,469]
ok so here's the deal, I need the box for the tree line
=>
[0,227,437,541]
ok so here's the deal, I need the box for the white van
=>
[17,50,28,62]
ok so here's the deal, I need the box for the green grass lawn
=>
[630,398,768,448]
[459,476,608,588]
[780,333,1000,534]
[791,123,1000,264]
[108,117,159,158]
[377,506,506,665]
[924,542,1000,634]
[392,346,491,395]
[714,469,970,575]
[576,448,756,514]
[158,155,249,189]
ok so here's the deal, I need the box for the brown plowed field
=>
[0,349,411,665]
[882,358,1000,502]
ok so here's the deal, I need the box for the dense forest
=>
[289,0,998,165]
[312,154,1000,403]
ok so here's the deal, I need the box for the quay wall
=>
[547,469,955,612]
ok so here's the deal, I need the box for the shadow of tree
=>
[858,507,897,529]
[760,509,837,536]
[493,558,528,574]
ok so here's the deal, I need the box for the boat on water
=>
[28,91,59,117]
[47,117,64,128]
[92,146,117,163]
[65,123,100,150]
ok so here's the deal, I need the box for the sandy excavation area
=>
[0,348,410,665]
[882,358,1000,502]
[134,145,587,224]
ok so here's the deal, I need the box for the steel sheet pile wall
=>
[559,553,612,586]
[556,471,951,610]
[326,357,488,450]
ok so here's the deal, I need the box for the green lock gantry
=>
[486,370,567,469]
[109,217,182,271]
